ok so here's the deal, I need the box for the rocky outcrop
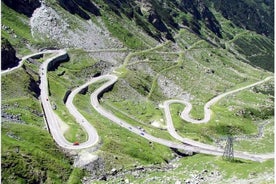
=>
[1,38,19,70]
[2,0,41,17]
[148,11,168,33]
[28,77,41,98]
[58,0,100,20]
[178,0,222,37]
[63,90,72,104]
[47,52,69,71]
[148,11,174,41]
[30,5,120,50]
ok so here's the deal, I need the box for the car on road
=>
[46,98,48,101]
[140,132,144,136]
[73,141,79,146]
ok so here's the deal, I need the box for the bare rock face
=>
[1,38,19,70]
[30,5,121,50]
[2,0,41,17]
[158,75,192,101]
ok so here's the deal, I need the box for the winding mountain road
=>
[179,76,273,124]
[39,50,102,149]
[2,49,274,161]
[1,50,59,75]
[86,74,273,162]
[163,76,273,149]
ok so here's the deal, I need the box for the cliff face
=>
[58,0,101,20]
[178,0,222,37]
[1,38,19,70]
[2,0,41,17]
[99,0,222,41]
[208,0,274,38]
[2,0,273,42]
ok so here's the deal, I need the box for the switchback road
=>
[39,50,100,149]
[86,74,273,162]
[3,49,274,161]
[163,76,273,150]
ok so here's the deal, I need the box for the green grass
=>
[48,73,87,143]
[1,123,73,184]
[66,168,86,184]
[74,93,173,168]
[234,120,274,154]
[62,50,97,71]
[121,41,171,68]
[166,83,273,151]
[2,97,44,127]
[102,13,146,49]
[101,101,173,141]
[2,68,33,99]
[233,35,274,72]
[175,29,202,49]
[1,3,34,55]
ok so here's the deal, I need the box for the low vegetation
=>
[74,92,174,169]
[1,123,75,184]
[1,0,274,183]
[92,154,274,183]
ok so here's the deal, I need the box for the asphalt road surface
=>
[1,50,59,75]
[163,76,273,150]
[87,75,274,162]
[3,49,274,161]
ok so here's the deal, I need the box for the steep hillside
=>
[207,0,274,39]
[1,0,274,183]
[1,38,19,70]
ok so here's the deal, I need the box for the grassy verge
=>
[73,90,174,170]
[101,101,174,141]
[48,72,87,143]
[66,168,86,184]
[1,123,73,184]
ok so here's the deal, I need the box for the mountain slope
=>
[1,0,274,183]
